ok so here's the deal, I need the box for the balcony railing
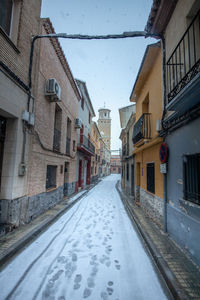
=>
[166,9,200,104]
[66,137,71,156]
[122,144,130,157]
[132,113,151,145]
[53,128,61,151]
[77,134,95,155]
[102,159,106,165]
[122,144,127,156]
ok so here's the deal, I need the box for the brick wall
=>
[0,0,42,85]
[28,19,79,197]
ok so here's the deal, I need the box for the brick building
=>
[91,122,101,183]
[110,155,121,174]
[26,18,81,222]
[0,0,42,228]
[75,79,95,190]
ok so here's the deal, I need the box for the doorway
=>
[136,162,141,204]
[78,160,82,188]
[131,164,135,197]
[64,162,69,195]
[0,117,6,191]
[86,160,91,185]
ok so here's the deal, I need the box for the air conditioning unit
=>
[156,119,162,132]
[45,78,61,102]
[75,118,82,129]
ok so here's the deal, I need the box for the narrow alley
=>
[0,175,170,300]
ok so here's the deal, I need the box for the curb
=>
[0,180,100,267]
[116,181,189,300]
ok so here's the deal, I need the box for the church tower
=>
[97,108,111,150]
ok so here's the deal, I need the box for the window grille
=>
[46,165,57,189]
[147,163,155,194]
[126,164,129,181]
[183,154,200,205]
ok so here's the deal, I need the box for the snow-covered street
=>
[0,175,169,300]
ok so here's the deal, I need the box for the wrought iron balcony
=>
[77,134,95,155]
[66,137,71,156]
[122,144,127,157]
[122,144,129,157]
[102,159,106,165]
[53,128,61,151]
[132,113,151,145]
[166,9,200,115]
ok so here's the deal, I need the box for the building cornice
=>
[75,79,96,117]
[42,18,81,101]
[133,137,163,154]
[145,0,178,35]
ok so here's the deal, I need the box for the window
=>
[89,112,91,124]
[0,0,13,35]
[147,163,155,194]
[53,105,62,152]
[183,154,200,205]
[81,97,84,110]
[73,140,76,152]
[66,117,71,155]
[126,164,129,181]
[46,165,57,189]
[0,117,6,190]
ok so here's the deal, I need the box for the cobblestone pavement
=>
[117,182,200,300]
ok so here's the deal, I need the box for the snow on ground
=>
[0,175,168,300]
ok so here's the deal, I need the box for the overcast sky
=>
[41,0,155,150]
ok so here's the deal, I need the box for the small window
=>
[46,165,57,189]
[126,164,129,181]
[147,163,155,194]
[89,112,91,124]
[0,0,13,35]
[81,97,84,110]
[183,154,200,205]
[73,140,76,152]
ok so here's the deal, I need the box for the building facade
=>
[75,79,95,190]
[100,140,111,177]
[146,0,200,265]
[0,0,42,228]
[26,18,81,223]
[130,42,164,227]
[91,121,101,183]
[110,155,121,174]
[119,106,136,198]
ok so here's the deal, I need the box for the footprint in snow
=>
[83,288,92,298]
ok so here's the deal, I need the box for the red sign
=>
[160,143,168,163]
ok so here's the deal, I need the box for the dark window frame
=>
[0,0,13,35]
[126,163,129,181]
[183,154,200,205]
[147,163,155,194]
[46,165,57,189]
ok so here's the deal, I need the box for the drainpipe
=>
[160,35,168,233]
